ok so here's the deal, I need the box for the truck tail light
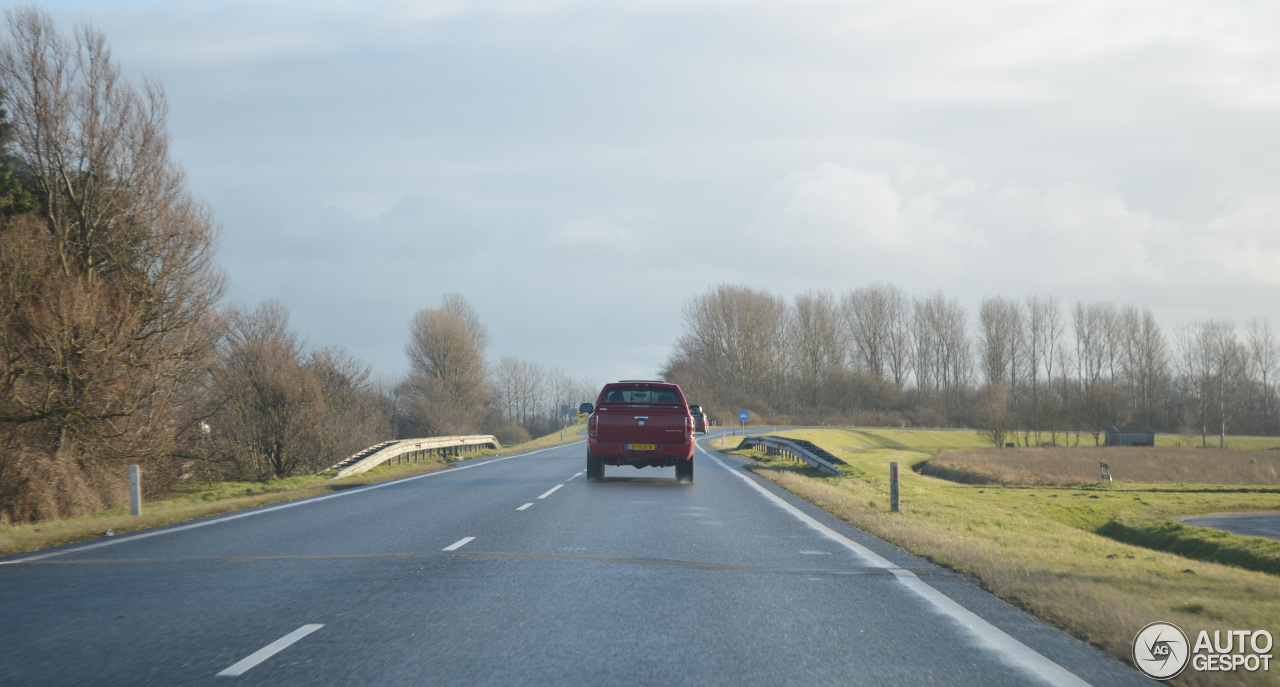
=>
[588,413,598,438]
[684,415,694,439]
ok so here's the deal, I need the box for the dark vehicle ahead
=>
[690,404,709,433]
[580,381,695,483]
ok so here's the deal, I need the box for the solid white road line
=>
[517,503,534,511]
[701,446,1092,687]
[2,443,577,566]
[537,484,563,499]
[442,537,475,551]
[217,624,323,677]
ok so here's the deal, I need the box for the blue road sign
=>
[738,411,749,422]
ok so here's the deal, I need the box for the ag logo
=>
[1134,621,1190,680]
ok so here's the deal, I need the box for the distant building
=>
[1105,426,1155,447]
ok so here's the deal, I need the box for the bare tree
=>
[1100,304,1123,388]
[403,295,489,435]
[1071,302,1115,442]
[1205,321,1246,447]
[882,286,914,392]
[440,292,489,353]
[979,297,1013,388]
[1033,295,1067,445]
[1072,302,1111,390]
[491,355,545,432]
[1118,306,1167,429]
[1247,319,1279,435]
[307,346,393,467]
[790,290,842,409]
[663,284,788,415]
[972,294,1024,396]
[980,296,1031,443]
[544,367,576,429]
[843,283,912,390]
[396,377,471,438]
[0,9,222,521]
[573,377,600,411]
[206,302,324,480]
[844,286,887,379]
[974,383,1011,448]
[205,312,390,480]
[910,297,939,399]
[1024,296,1048,444]
[1085,383,1130,444]
[911,292,972,417]
[1173,323,1207,445]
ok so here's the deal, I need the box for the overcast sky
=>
[33,0,1280,384]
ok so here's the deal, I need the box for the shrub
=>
[492,426,531,446]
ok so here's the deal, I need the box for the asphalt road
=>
[0,436,1152,686]
[1181,512,1280,540]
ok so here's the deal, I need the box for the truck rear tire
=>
[676,459,693,484]
[587,455,603,482]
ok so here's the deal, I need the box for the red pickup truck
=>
[690,405,709,433]
[579,381,695,483]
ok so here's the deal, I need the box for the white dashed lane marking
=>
[537,484,563,499]
[217,624,323,677]
[442,537,475,551]
[517,503,534,511]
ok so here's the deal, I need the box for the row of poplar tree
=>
[662,284,1278,447]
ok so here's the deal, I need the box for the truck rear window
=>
[599,387,682,404]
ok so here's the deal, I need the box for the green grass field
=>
[1159,435,1280,450]
[727,428,1280,687]
[0,424,587,557]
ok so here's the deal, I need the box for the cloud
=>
[39,0,1280,381]
[321,192,403,221]
[1192,194,1280,286]
[549,220,638,250]
[754,164,910,252]
[747,163,1192,297]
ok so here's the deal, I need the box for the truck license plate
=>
[627,443,656,451]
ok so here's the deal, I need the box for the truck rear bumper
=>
[588,439,694,468]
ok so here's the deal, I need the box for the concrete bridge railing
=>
[323,435,502,479]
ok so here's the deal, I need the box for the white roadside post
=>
[890,461,899,512]
[129,464,142,516]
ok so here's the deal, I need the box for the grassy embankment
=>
[0,425,586,558]
[725,428,1280,687]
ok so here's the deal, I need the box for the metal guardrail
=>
[323,435,501,479]
[738,435,848,475]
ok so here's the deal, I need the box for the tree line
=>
[208,292,594,484]
[0,10,591,524]
[662,284,1279,447]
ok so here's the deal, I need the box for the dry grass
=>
[729,428,1280,687]
[928,447,1280,487]
[0,459,453,557]
[0,427,588,557]
[503,422,587,452]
